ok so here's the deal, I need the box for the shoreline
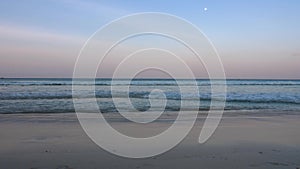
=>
[1,110,299,122]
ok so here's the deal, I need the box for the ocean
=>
[0,78,299,114]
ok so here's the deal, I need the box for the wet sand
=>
[0,113,300,169]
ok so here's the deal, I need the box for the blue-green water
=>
[0,78,299,114]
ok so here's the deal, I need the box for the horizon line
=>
[1,77,300,80]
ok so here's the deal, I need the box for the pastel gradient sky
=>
[0,0,299,78]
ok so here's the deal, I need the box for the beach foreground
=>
[0,113,300,169]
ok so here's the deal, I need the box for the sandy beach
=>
[0,112,299,169]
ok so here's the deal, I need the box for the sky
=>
[0,0,299,79]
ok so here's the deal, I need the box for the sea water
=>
[0,78,299,114]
